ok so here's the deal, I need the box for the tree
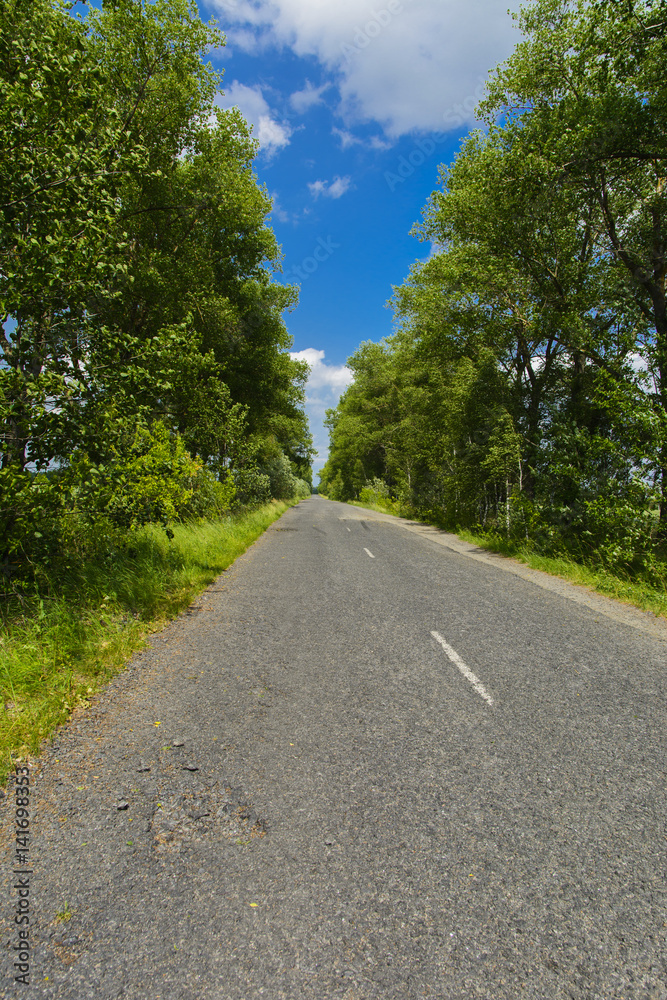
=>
[0,0,313,575]
[324,0,664,562]
[480,0,667,525]
[0,0,148,473]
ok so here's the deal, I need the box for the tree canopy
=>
[320,0,666,575]
[1,0,313,583]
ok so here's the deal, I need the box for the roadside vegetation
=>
[0,0,313,778]
[0,502,295,783]
[320,0,667,613]
[340,490,667,620]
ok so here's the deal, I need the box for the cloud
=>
[368,135,393,151]
[269,191,290,223]
[332,127,360,150]
[289,80,329,114]
[223,27,267,54]
[629,351,649,375]
[291,348,353,390]
[216,82,292,155]
[290,348,354,469]
[308,175,352,200]
[332,127,392,151]
[208,0,521,137]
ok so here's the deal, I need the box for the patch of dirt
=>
[151,784,267,852]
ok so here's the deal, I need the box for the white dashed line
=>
[364,548,375,559]
[430,631,494,706]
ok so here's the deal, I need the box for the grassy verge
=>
[457,529,667,620]
[347,498,403,517]
[345,496,667,621]
[0,501,293,782]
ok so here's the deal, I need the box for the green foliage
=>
[261,450,300,500]
[356,479,403,515]
[0,502,293,782]
[0,0,145,472]
[0,0,313,593]
[293,478,312,500]
[323,0,667,581]
[358,478,390,506]
[232,466,272,509]
[480,0,667,525]
[70,422,235,530]
[0,468,63,579]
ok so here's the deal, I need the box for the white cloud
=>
[289,80,329,114]
[629,351,649,374]
[368,135,392,151]
[216,82,292,155]
[223,27,267,53]
[291,348,354,469]
[269,191,290,223]
[209,0,521,137]
[291,348,353,390]
[332,127,360,150]
[308,175,352,200]
[332,127,392,151]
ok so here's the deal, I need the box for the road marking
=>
[430,631,494,706]
[346,527,351,532]
[333,512,667,642]
[364,548,375,559]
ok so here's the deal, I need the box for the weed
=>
[55,902,72,923]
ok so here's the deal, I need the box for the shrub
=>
[70,422,202,530]
[232,466,272,509]
[184,467,236,520]
[293,477,311,499]
[261,451,299,500]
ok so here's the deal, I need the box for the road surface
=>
[2,497,666,998]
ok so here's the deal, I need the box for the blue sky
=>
[196,0,522,473]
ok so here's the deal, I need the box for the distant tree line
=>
[320,0,667,578]
[0,0,313,589]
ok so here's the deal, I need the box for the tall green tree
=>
[480,0,667,524]
[0,0,148,473]
[324,0,665,564]
[1,0,313,574]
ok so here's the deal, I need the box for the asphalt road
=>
[2,496,667,999]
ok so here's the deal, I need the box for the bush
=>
[232,466,272,509]
[325,470,347,501]
[293,477,311,499]
[578,483,659,574]
[0,467,64,584]
[261,451,299,500]
[358,478,401,513]
[184,466,236,520]
[70,422,203,530]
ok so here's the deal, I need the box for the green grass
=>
[347,498,403,516]
[457,529,667,620]
[346,496,667,621]
[0,501,293,782]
